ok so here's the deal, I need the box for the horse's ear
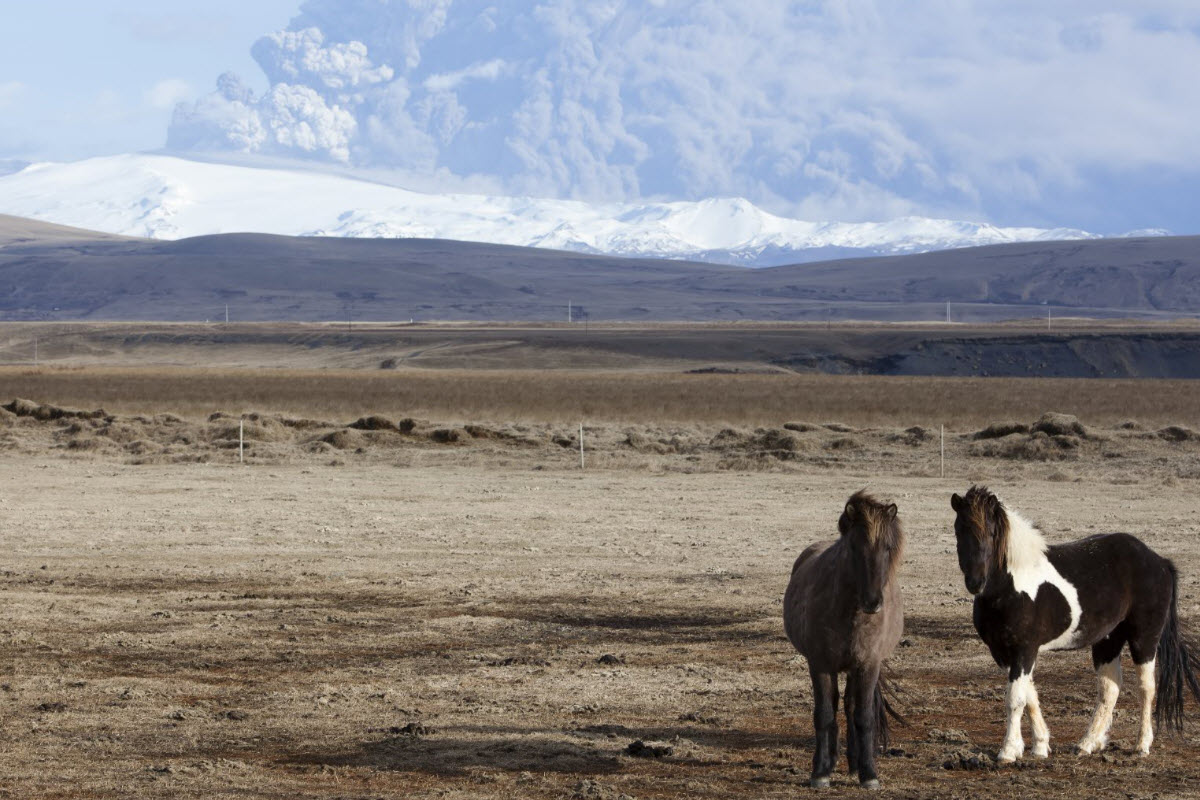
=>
[885,503,898,520]
[838,503,853,535]
[950,493,963,513]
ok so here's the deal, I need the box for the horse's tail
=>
[874,665,906,748]
[1154,559,1200,732]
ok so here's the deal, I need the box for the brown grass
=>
[1,366,1199,427]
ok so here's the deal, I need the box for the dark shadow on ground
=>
[277,721,810,777]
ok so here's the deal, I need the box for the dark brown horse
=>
[951,486,1200,761]
[784,491,905,790]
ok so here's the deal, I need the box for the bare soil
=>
[3,401,1200,798]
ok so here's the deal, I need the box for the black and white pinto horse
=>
[951,486,1200,761]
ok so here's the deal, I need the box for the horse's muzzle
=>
[964,576,984,595]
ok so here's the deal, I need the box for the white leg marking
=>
[1025,680,1051,758]
[998,674,1030,763]
[1079,658,1122,754]
[1137,658,1156,755]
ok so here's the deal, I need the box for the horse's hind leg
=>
[1079,632,1125,754]
[809,667,839,788]
[1129,630,1160,755]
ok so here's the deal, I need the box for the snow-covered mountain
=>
[0,154,1104,266]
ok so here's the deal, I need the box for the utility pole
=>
[945,301,950,324]
[1047,306,1051,331]
[568,300,572,324]
[225,304,229,324]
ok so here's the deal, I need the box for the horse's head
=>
[838,490,903,614]
[950,485,1008,595]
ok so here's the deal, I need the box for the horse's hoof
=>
[860,778,881,791]
[809,776,831,789]
[1032,744,1050,759]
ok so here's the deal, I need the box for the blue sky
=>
[0,1,296,160]
[2,2,1199,235]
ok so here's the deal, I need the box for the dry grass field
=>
[3,342,1200,798]
[2,366,1200,430]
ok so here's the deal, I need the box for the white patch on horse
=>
[1137,658,1156,755]
[998,672,1033,762]
[1002,505,1082,651]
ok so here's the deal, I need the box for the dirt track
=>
[3,442,1200,798]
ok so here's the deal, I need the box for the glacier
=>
[0,154,1104,266]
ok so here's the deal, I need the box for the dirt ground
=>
[4,412,1200,799]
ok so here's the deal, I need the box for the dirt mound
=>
[709,428,749,449]
[276,416,333,430]
[888,426,932,446]
[95,421,152,445]
[782,422,821,433]
[348,415,400,432]
[209,420,293,444]
[4,398,108,421]
[1031,412,1088,439]
[430,428,465,444]
[317,430,364,450]
[704,427,815,462]
[65,437,118,453]
[752,428,809,459]
[1157,425,1200,442]
[973,421,1029,440]
[970,432,1080,461]
[465,424,540,447]
[625,431,673,455]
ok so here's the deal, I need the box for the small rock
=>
[626,739,672,758]
[597,654,625,666]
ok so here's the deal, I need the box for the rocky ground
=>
[3,400,1200,797]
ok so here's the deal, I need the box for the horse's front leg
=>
[850,663,881,789]
[1025,668,1051,758]
[809,667,838,788]
[999,651,1046,762]
[844,671,858,779]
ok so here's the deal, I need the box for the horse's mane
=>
[841,489,905,579]
[960,485,1046,572]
